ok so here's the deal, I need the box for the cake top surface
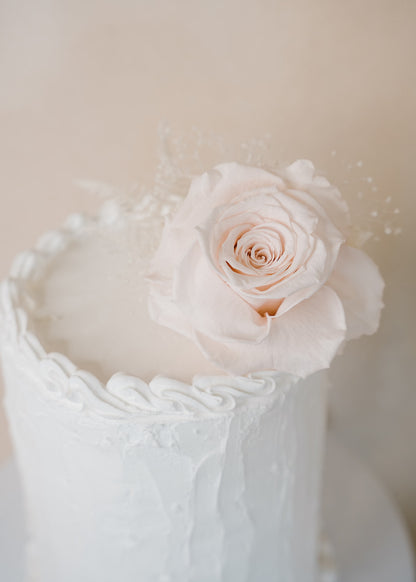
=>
[30,216,222,384]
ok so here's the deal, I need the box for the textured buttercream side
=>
[1,346,327,582]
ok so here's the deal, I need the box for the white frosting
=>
[0,198,329,582]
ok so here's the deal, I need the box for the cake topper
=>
[148,159,384,377]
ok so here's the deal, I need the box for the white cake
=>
[0,161,383,582]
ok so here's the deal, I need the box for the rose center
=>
[248,244,273,267]
[233,226,284,273]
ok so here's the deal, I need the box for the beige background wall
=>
[1,0,415,549]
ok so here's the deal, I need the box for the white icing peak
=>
[0,200,296,419]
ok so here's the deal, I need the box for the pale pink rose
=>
[148,161,384,377]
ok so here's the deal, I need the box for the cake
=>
[0,160,384,582]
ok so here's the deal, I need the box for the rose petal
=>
[214,162,286,194]
[283,159,316,188]
[197,190,340,300]
[171,168,223,228]
[232,233,329,309]
[195,286,347,377]
[281,160,350,234]
[327,245,384,340]
[174,242,270,344]
[149,224,186,280]
[173,163,286,231]
[148,281,194,340]
[302,187,349,237]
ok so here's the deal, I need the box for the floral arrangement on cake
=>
[148,160,384,377]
